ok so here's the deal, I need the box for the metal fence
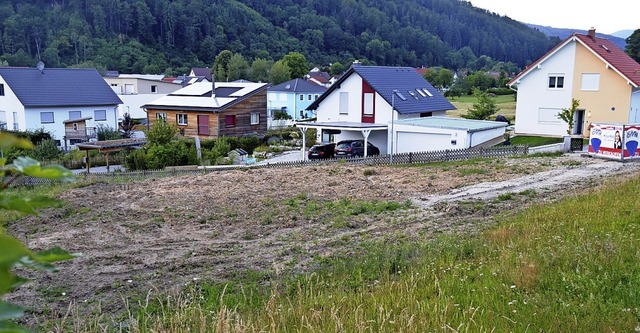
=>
[7,145,528,187]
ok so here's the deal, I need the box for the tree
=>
[145,119,177,145]
[270,60,291,85]
[227,53,249,81]
[282,52,308,79]
[626,29,640,63]
[462,88,500,120]
[330,62,345,76]
[121,113,135,139]
[213,50,233,82]
[557,98,580,135]
[0,132,76,332]
[250,58,272,83]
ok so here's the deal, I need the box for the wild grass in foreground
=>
[33,174,640,332]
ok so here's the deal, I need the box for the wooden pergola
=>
[76,138,146,173]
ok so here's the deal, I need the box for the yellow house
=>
[508,28,640,137]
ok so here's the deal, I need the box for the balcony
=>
[65,127,97,140]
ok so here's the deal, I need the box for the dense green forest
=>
[0,0,560,75]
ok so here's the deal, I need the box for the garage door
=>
[396,132,452,153]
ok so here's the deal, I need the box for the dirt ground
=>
[6,153,640,322]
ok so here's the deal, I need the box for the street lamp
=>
[391,90,396,163]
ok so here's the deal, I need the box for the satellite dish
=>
[36,61,45,73]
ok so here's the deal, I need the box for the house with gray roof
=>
[0,66,122,149]
[267,78,327,123]
[142,81,268,139]
[299,63,506,156]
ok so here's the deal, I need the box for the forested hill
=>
[0,0,559,74]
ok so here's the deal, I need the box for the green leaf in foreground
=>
[10,157,75,182]
[0,320,32,333]
[0,301,25,321]
[0,133,33,151]
[0,196,61,215]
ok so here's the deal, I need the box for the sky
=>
[469,0,636,35]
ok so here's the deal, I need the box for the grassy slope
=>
[120,172,640,332]
[448,94,516,120]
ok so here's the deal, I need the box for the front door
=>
[197,115,209,136]
[574,109,585,135]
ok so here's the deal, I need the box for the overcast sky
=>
[469,0,636,35]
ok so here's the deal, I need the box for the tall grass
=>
[59,173,640,332]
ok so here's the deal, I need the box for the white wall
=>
[514,42,575,136]
[317,74,394,124]
[468,127,505,147]
[630,89,640,123]
[120,94,168,119]
[393,124,467,153]
[24,106,119,141]
[0,76,26,130]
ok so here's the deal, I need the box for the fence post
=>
[409,152,413,164]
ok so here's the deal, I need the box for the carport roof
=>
[294,121,388,131]
[395,117,507,132]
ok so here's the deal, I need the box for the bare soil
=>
[6,153,640,321]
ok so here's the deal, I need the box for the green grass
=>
[510,135,564,147]
[448,94,516,120]
[109,174,640,332]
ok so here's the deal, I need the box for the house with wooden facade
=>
[0,66,122,149]
[143,81,268,139]
[508,28,640,137]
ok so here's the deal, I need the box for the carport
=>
[76,138,146,173]
[295,121,388,160]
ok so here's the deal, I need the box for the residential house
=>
[190,67,213,81]
[0,66,122,149]
[306,67,334,88]
[267,78,327,122]
[143,81,268,139]
[302,64,506,155]
[104,74,182,120]
[508,28,640,137]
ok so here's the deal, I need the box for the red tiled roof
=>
[508,32,640,87]
[308,73,330,83]
[574,34,640,87]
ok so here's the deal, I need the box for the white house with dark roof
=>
[103,74,182,120]
[0,66,122,148]
[300,64,507,157]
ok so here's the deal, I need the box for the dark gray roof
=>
[308,66,455,115]
[268,78,327,93]
[0,67,122,107]
[191,67,213,81]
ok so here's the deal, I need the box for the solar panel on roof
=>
[394,91,407,101]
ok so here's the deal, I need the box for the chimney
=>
[351,60,362,68]
[211,68,216,99]
[588,27,596,38]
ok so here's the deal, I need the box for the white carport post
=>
[362,129,371,157]
[298,125,308,161]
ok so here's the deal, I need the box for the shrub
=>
[145,120,177,145]
[124,148,149,171]
[33,139,62,161]
[97,124,122,141]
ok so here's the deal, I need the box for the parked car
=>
[335,140,380,157]
[308,142,336,159]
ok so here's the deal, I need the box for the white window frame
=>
[307,94,312,101]
[339,92,349,115]
[69,111,82,119]
[299,94,304,101]
[94,110,107,121]
[12,111,18,130]
[177,113,188,125]
[548,75,565,89]
[40,112,54,124]
[251,112,260,125]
